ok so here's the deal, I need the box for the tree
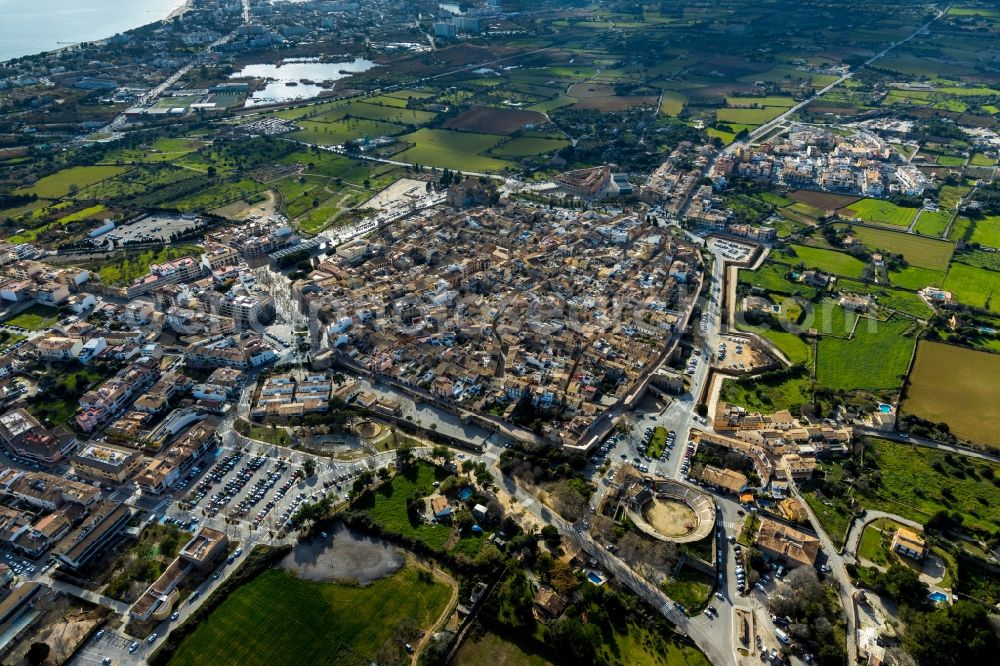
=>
[377,467,390,481]
[396,443,415,468]
[26,642,50,666]
[903,601,998,666]
[302,459,316,478]
[430,444,453,463]
[540,524,561,546]
[548,617,600,663]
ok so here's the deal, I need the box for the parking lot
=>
[173,444,393,533]
[103,214,203,246]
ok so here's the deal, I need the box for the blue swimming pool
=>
[587,571,605,585]
[928,591,948,603]
[879,403,892,414]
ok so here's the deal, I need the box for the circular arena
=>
[626,479,715,544]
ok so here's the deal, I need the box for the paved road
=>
[792,484,859,665]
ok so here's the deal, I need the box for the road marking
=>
[483,451,499,461]
[520,497,535,508]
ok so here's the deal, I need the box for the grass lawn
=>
[648,427,668,458]
[740,263,817,297]
[85,245,203,286]
[659,91,686,116]
[857,517,910,565]
[290,118,407,145]
[913,211,952,237]
[942,263,1000,312]
[840,198,918,227]
[777,244,868,278]
[719,373,812,413]
[169,565,451,666]
[969,215,1000,248]
[938,185,970,210]
[816,317,915,391]
[661,567,714,613]
[716,107,783,124]
[18,165,129,198]
[491,137,569,157]
[808,298,858,338]
[847,226,954,270]
[802,486,853,550]
[3,304,60,331]
[393,128,511,172]
[599,623,711,666]
[902,341,1000,449]
[455,629,551,666]
[855,438,1000,533]
[353,461,452,551]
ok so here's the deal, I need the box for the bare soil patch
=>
[644,499,698,537]
[443,106,547,135]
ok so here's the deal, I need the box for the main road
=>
[723,6,950,156]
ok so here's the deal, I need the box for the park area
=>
[903,341,1000,448]
[168,565,451,666]
[352,461,458,552]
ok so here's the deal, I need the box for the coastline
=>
[168,0,195,21]
[0,0,192,64]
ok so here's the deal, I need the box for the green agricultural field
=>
[936,155,967,166]
[353,461,452,550]
[938,185,970,210]
[659,91,686,116]
[816,317,915,391]
[527,96,577,113]
[3,304,60,331]
[840,198,918,227]
[290,118,407,145]
[724,95,796,108]
[776,244,868,278]
[716,107,784,124]
[943,263,1000,312]
[888,265,944,290]
[57,204,108,224]
[491,137,569,158]
[949,216,973,242]
[904,341,1000,448]
[168,565,451,666]
[806,298,858,338]
[970,153,997,167]
[913,210,952,237]
[969,216,1000,248]
[318,101,437,125]
[18,165,129,198]
[393,129,510,172]
[848,225,954,270]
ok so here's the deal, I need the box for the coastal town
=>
[0,1,999,666]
